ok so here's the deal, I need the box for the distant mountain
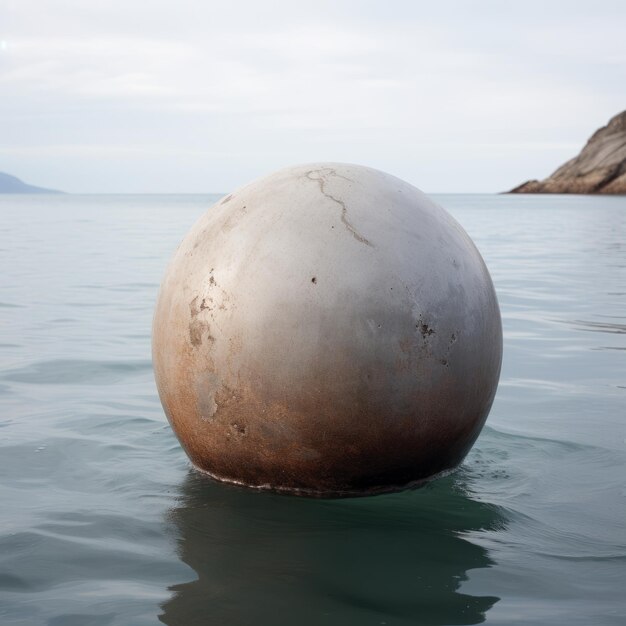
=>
[510,110,626,194]
[0,172,64,194]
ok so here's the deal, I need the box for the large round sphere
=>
[153,163,502,497]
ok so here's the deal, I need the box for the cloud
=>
[1,0,625,192]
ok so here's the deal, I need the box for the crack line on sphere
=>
[305,169,374,248]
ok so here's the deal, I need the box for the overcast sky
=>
[1,0,625,193]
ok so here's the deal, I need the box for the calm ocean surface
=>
[1,192,624,625]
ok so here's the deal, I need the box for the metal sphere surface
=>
[152,163,502,497]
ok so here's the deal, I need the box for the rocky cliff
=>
[510,110,626,194]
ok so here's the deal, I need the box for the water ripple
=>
[1,359,152,385]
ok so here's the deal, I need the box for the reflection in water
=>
[160,470,505,626]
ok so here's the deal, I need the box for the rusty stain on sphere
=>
[152,163,502,497]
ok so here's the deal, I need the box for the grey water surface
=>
[0,193,624,625]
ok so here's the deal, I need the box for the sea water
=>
[0,193,624,625]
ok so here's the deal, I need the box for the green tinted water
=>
[1,193,624,625]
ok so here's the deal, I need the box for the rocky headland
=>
[510,110,626,194]
[0,172,63,194]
